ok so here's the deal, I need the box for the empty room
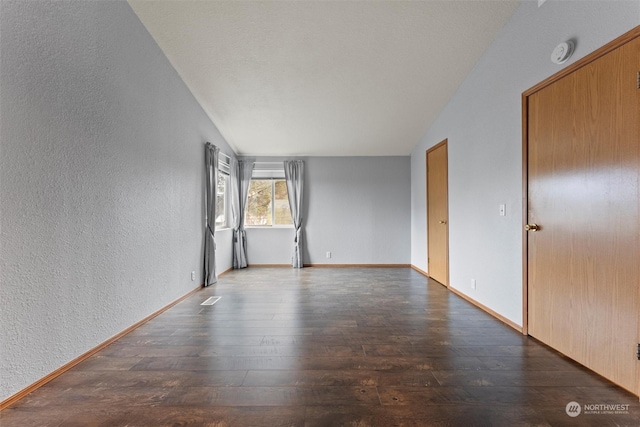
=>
[1,0,639,426]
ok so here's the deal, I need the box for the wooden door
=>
[427,140,449,287]
[526,35,639,395]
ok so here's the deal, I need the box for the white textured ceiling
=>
[128,1,519,156]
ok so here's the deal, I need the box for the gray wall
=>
[410,0,640,326]
[243,156,411,265]
[0,1,235,400]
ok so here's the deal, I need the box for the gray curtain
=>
[204,142,219,286]
[284,160,304,268]
[230,159,254,269]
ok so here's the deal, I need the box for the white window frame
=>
[245,171,293,228]
[215,157,231,230]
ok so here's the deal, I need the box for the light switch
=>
[499,204,506,216]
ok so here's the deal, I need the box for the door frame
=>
[521,25,640,336]
[426,138,449,287]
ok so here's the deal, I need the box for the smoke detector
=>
[551,41,574,64]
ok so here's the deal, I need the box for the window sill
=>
[245,226,294,229]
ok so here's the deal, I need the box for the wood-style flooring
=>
[1,268,638,426]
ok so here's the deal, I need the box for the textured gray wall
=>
[410,0,640,326]
[243,156,411,265]
[0,1,234,400]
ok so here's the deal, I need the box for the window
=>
[245,179,293,226]
[214,148,232,231]
[215,171,229,228]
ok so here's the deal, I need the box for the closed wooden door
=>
[527,36,639,395]
[427,140,449,287]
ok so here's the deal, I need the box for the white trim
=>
[252,169,284,179]
[252,161,285,179]
[218,152,232,175]
[253,161,283,167]
[245,225,294,229]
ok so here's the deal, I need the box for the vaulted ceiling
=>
[129,1,519,156]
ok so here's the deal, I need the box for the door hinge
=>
[637,343,640,360]
[637,71,640,89]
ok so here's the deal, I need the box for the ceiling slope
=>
[129,0,519,156]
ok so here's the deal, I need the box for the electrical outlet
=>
[471,279,476,290]
[326,251,331,259]
[191,271,196,281]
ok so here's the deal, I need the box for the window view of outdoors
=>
[246,179,293,226]
[215,172,227,227]
[274,180,293,225]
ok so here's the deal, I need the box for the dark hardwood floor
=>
[2,268,638,426]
